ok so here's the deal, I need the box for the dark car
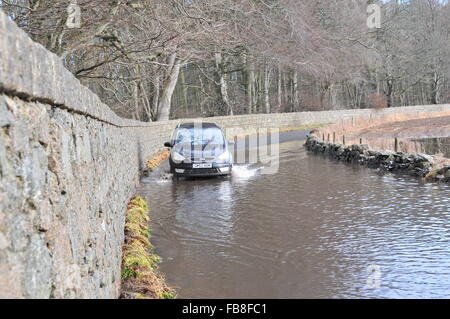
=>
[164,122,233,177]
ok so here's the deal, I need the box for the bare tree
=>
[2,0,449,119]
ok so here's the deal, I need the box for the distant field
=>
[347,115,450,139]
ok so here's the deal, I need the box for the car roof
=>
[177,122,221,129]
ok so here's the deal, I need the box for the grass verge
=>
[120,196,176,299]
[146,151,170,172]
[277,123,331,133]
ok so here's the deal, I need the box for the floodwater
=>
[139,132,450,299]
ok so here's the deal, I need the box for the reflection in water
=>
[172,179,235,246]
[139,140,450,299]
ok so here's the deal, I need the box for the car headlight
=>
[216,151,230,162]
[172,151,185,163]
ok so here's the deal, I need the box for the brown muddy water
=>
[139,132,450,298]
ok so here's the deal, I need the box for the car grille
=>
[191,157,215,163]
[185,168,220,175]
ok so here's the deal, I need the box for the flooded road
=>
[139,132,450,298]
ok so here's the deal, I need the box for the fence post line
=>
[333,132,336,143]
[395,137,398,153]
[342,135,346,145]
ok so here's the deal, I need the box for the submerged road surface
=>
[139,131,450,298]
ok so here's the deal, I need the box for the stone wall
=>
[0,94,140,298]
[2,9,450,299]
[304,135,450,184]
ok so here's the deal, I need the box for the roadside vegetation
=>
[278,123,331,134]
[120,196,175,299]
[146,151,170,172]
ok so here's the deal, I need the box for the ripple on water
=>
[139,140,450,298]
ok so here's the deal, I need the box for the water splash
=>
[155,176,172,184]
[231,165,262,179]
[141,171,173,184]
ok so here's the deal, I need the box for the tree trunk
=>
[257,70,263,113]
[283,72,289,111]
[157,52,181,121]
[386,79,393,108]
[277,66,282,112]
[133,64,141,120]
[215,52,233,116]
[264,62,271,113]
[198,74,205,115]
[153,72,160,119]
[431,72,441,104]
[252,69,258,113]
[139,81,152,122]
[330,83,339,110]
[247,60,254,114]
[180,65,190,116]
[292,70,299,111]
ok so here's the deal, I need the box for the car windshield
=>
[175,127,225,146]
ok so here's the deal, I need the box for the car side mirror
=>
[164,142,172,148]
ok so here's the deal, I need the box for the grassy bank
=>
[146,151,170,172]
[278,123,331,133]
[120,196,175,299]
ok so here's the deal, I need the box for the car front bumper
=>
[170,162,232,176]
